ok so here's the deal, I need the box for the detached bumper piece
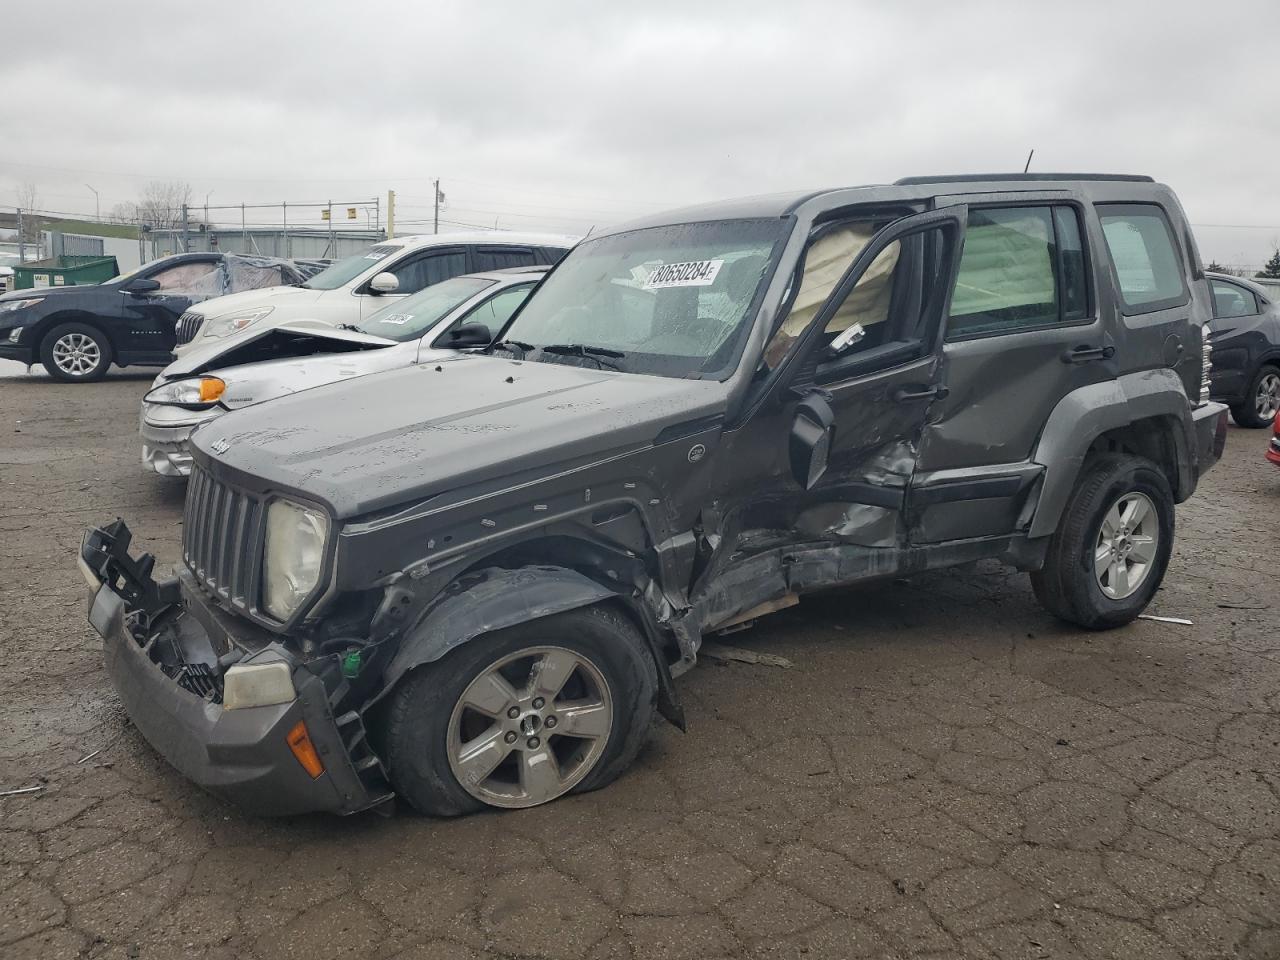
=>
[80,521,392,816]
[1192,401,1229,474]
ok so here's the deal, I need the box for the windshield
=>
[301,243,402,290]
[356,276,495,341]
[498,219,786,378]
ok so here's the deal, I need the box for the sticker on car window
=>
[378,314,411,325]
[364,252,389,260]
[644,259,724,289]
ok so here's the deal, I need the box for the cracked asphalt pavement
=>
[2,362,1278,960]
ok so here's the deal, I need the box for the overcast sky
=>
[2,0,1278,267]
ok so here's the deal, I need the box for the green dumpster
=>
[12,255,120,290]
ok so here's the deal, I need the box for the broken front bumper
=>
[80,522,389,816]
[139,404,223,478]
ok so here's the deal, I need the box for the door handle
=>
[893,384,948,403]
[1063,344,1115,364]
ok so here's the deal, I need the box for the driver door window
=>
[149,261,221,295]
[388,250,467,295]
[431,285,534,347]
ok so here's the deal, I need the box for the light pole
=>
[85,184,99,220]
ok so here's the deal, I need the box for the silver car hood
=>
[164,321,396,379]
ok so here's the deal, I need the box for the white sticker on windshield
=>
[378,314,411,325]
[643,259,724,289]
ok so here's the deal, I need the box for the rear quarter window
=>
[1096,203,1188,314]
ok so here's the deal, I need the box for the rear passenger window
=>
[947,206,1088,338]
[473,247,537,271]
[1209,279,1257,319]
[1097,204,1187,313]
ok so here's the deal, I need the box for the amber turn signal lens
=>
[285,720,325,778]
[198,377,226,403]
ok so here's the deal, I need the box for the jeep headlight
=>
[202,306,274,339]
[263,499,329,620]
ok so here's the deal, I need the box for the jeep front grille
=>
[1200,328,1213,404]
[183,466,263,612]
[175,312,204,345]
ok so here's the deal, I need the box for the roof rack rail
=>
[894,173,1155,186]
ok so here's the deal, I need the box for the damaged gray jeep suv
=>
[80,174,1228,817]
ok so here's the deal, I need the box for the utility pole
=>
[433,179,440,235]
[85,185,99,220]
[283,201,289,258]
[182,204,190,252]
[386,190,395,239]
[16,207,24,263]
[241,203,247,253]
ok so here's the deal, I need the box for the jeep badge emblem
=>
[687,443,706,463]
[211,438,230,455]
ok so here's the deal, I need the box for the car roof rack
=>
[894,173,1155,185]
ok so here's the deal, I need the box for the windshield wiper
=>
[490,339,536,356]
[537,343,626,371]
[336,323,360,331]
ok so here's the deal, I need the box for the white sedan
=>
[141,267,544,477]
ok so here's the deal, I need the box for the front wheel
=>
[382,604,657,817]
[1031,453,1174,630]
[40,322,112,382]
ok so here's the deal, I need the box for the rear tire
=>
[40,322,112,382]
[1031,453,1174,630]
[1230,364,1280,428]
[382,604,657,817]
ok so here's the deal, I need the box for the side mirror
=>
[369,272,400,294]
[447,323,492,348]
[790,392,835,490]
[123,277,161,294]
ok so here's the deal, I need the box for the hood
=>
[164,321,395,378]
[210,340,421,409]
[0,283,96,302]
[195,354,725,518]
[185,284,326,318]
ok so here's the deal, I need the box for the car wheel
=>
[40,322,112,382]
[1031,453,1174,630]
[382,604,657,817]
[1231,365,1280,428]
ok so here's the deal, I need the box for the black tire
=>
[1230,364,1280,428]
[1031,453,1175,630]
[39,321,112,382]
[381,604,657,817]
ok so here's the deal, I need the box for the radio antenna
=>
[1023,149,1035,173]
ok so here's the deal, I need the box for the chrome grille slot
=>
[1200,329,1213,405]
[175,312,205,345]
[182,466,262,611]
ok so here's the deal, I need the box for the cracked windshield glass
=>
[498,219,785,378]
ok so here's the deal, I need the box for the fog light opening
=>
[286,720,325,779]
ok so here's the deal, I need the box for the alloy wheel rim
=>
[1255,372,1280,421]
[51,333,101,376]
[1094,491,1159,600]
[447,645,613,808]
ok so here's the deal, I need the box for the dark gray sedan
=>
[1206,272,1280,427]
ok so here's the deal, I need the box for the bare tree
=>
[16,182,41,243]
[128,180,192,230]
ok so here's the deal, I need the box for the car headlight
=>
[201,306,274,339]
[263,499,330,621]
[143,376,225,407]
[0,298,43,314]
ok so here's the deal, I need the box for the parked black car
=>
[80,174,1226,817]
[0,253,324,382]
[1204,272,1280,427]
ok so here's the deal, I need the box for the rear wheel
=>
[1031,453,1174,630]
[382,604,657,816]
[1230,365,1280,428]
[40,322,112,382]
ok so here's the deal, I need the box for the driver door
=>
[124,258,222,358]
[720,207,967,556]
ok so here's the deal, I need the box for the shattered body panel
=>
[81,174,1229,814]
